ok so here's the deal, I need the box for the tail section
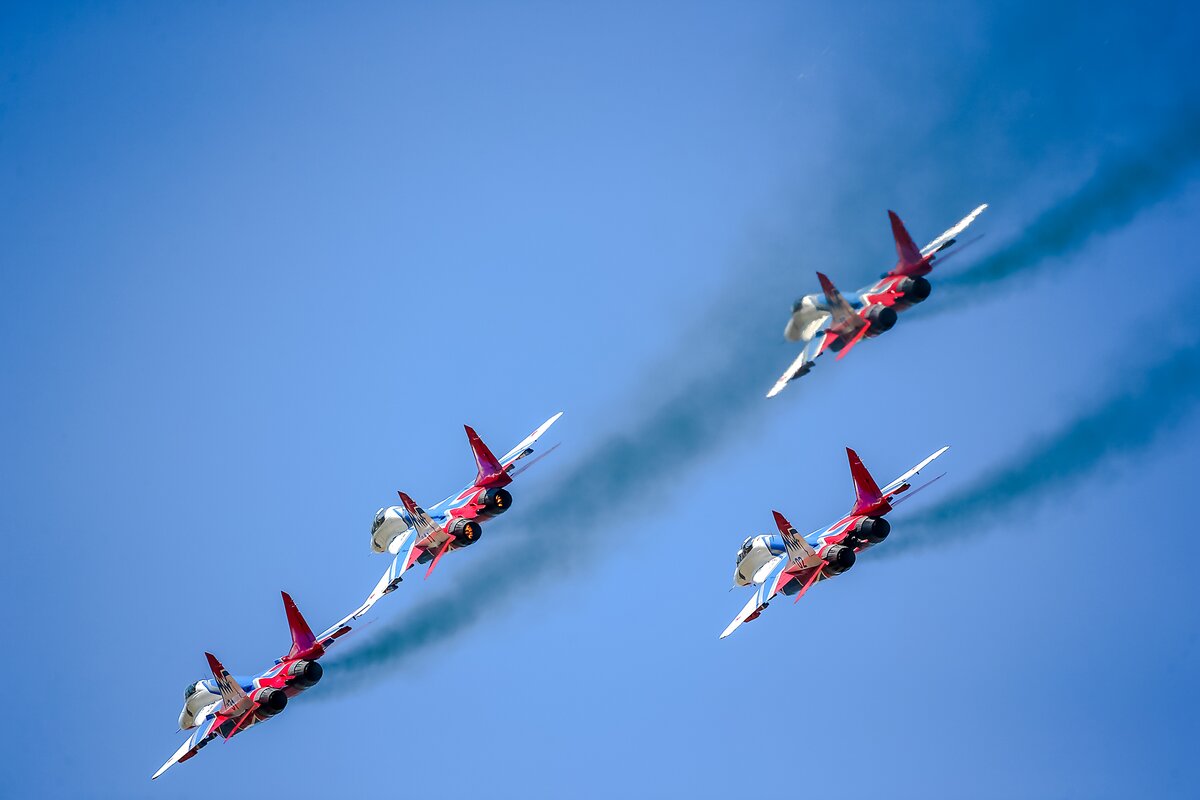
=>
[465,425,508,488]
[282,591,317,659]
[846,448,889,516]
[772,510,817,565]
[815,272,858,328]
[816,271,846,311]
[888,210,923,268]
[205,652,251,717]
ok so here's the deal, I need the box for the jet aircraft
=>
[767,205,987,397]
[368,412,562,590]
[153,590,383,779]
[720,445,948,639]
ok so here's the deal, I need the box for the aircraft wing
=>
[878,445,950,500]
[721,591,768,640]
[314,554,411,642]
[498,411,563,469]
[152,710,220,780]
[720,558,789,639]
[919,204,988,257]
[766,321,834,398]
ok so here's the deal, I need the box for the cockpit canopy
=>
[735,536,754,565]
[371,508,386,535]
[183,682,198,701]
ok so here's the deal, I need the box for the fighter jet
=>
[767,205,987,397]
[368,412,562,591]
[720,445,948,639]
[153,590,382,779]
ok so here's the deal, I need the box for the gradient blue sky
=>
[2,2,1199,798]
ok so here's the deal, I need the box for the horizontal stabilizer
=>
[890,472,946,507]
[792,564,825,604]
[424,536,455,579]
[507,442,560,479]
[834,319,871,361]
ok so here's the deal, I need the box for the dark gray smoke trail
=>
[322,309,783,690]
[889,337,1200,555]
[322,118,1200,690]
[943,110,1200,291]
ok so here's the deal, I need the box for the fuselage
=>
[178,656,323,734]
[784,273,932,344]
[733,510,890,591]
[370,480,512,554]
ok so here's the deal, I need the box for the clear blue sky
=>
[2,2,1198,798]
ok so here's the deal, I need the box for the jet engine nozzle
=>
[895,276,931,307]
[822,544,856,575]
[252,687,288,717]
[864,305,897,337]
[849,516,890,546]
[479,487,513,517]
[287,659,323,688]
[448,517,483,546]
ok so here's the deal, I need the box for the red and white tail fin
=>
[465,425,508,488]
[205,652,251,718]
[847,448,889,516]
[282,591,317,659]
[397,491,445,541]
[816,271,858,326]
[888,210,923,269]
[773,510,817,566]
